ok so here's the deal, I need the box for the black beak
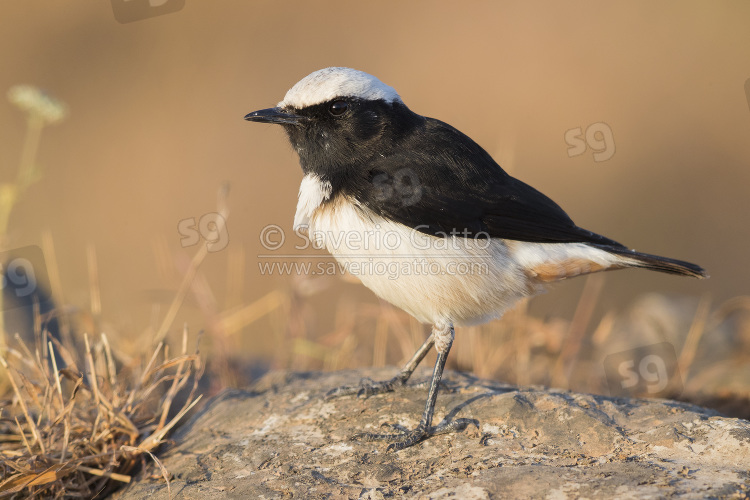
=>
[244,107,307,125]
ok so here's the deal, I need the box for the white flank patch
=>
[279,67,401,109]
[508,241,623,270]
[294,174,332,231]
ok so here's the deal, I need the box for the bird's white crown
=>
[278,67,401,110]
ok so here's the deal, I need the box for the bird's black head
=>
[245,67,423,183]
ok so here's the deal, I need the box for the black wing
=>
[346,117,625,248]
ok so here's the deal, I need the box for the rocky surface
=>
[114,369,750,499]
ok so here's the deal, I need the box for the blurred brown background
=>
[2,2,749,375]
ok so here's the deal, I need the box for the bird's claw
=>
[352,418,478,451]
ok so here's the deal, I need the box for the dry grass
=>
[0,177,221,497]
[0,325,203,498]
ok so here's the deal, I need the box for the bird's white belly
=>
[307,197,537,326]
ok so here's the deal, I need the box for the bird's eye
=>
[329,100,349,116]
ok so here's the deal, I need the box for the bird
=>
[244,67,707,451]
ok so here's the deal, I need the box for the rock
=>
[114,369,750,499]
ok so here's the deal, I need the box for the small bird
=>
[245,67,707,451]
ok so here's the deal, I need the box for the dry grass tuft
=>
[0,326,203,498]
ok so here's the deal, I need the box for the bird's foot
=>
[325,375,405,400]
[353,418,477,451]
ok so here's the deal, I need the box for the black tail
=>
[597,245,708,279]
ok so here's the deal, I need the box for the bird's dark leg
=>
[325,332,435,400]
[353,321,470,451]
